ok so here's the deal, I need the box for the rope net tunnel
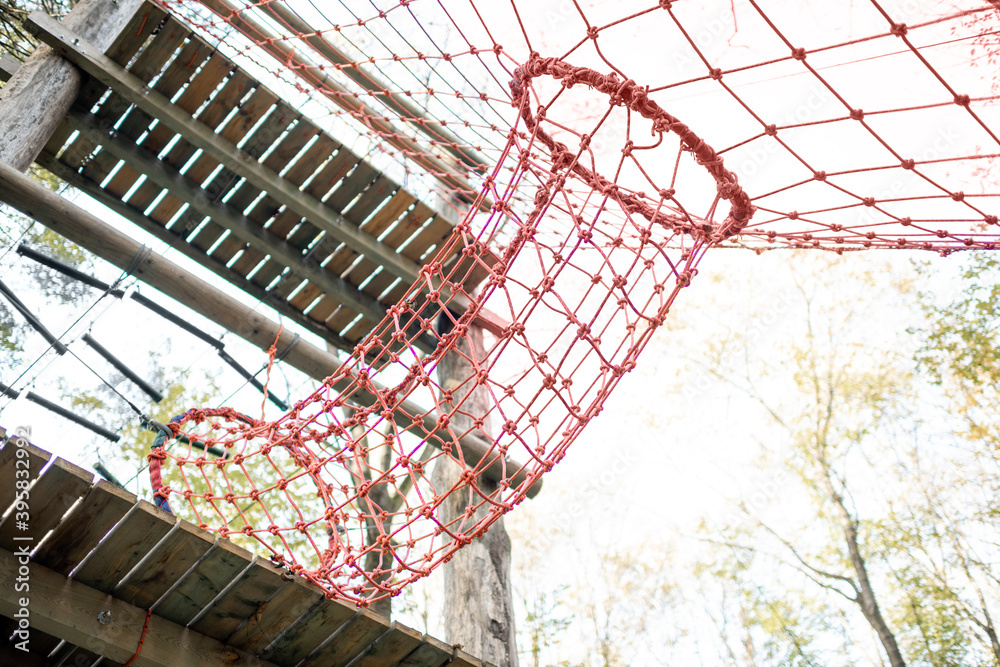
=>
[136,0,1000,605]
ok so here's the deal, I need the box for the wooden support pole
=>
[0,546,279,667]
[0,160,540,497]
[0,0,144,171]
[433,324,519,667]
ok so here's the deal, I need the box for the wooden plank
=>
[46,643,103,667]
[113,520,216,609]
[246,259,287,290]
[342,316,377,344]
[300,610,387,666]
[0,622,66,665]
[442,242,502,292]
[173,93,285,244]
[228,246,267,278]
[180,100,301,243]
[262,118,316,172]
[43,2,164,162]
[70,500,174,592]
[117,38,209,146]
[302,295,339,325]
[142,50,235,151]
[0,546,281,667]
[132,49,235,212]
[224,577,326,655]
[187,558,288,640]
[150,538,254,627]
[0,0,145,171]
[324,161,378,213]
[286,282,322,310]
[361,190,416,240]
[61,15,188,173]
[0,438,50,515]
[158,92,288,229]
[344,175,395,226]
[0,640,47,667]
[323,304,361,333]
[286,223,323,251]
[107,4,169,66]
[401,215,455,262]
[190,223,229,252]
[316,147,362,198]
[93,14,191,129]
[360,268,397,303]
[264,596,360,665]
[352,623,425,666]
[161,69,255,171]
[271,273,306,301]
[284,133,339,187]
[31,480,136,576]
[380,202,434,252]
[65,108,392,327]
[83,34,206,211]
[0,456,92,551]
[396,634,468,667]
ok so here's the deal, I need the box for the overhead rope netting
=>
[143,0,1000,605]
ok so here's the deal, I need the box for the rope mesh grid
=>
[141,0,1000,605]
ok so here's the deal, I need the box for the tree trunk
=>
[432,322,518,666]
[820,469,906,667]
[0,0,144,171]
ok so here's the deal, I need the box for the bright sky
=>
[1,0,997,662]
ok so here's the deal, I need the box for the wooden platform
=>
[5,1,478,354]
[0,430,492,667]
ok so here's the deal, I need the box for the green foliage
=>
[0,0,73,61]
[913,254,1000,448]
[914,254,1000,388]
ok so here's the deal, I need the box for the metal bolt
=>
[97,610,111,625]
[72,38,79,45]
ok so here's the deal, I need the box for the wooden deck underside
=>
[27,2,471,354]
[0,431,491,666]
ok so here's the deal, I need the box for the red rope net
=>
[146,0,1000,605]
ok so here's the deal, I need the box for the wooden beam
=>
[0,160,540,497]
[0,0,144,170]
[0,546,279,667]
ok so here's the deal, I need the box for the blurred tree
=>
[0,0,72,61]
[679,255,1000,667]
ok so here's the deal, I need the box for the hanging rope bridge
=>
[135,0,1000,605]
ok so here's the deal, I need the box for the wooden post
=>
[0,0,144,171]
[433,323,519,667]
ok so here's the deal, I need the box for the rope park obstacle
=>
[137,0,1000,606]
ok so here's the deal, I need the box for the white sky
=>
[1,0,998,662]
